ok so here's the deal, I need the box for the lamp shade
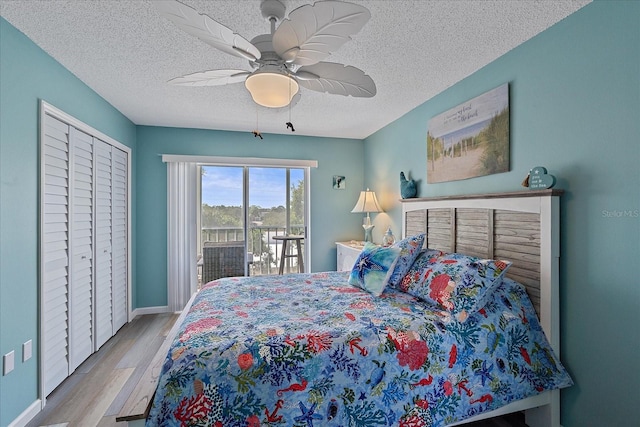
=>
[245,67,299,108]
[351,189,382,213]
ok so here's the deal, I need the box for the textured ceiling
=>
[0,0,590,139]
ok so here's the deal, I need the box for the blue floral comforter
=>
[147,272,572,427]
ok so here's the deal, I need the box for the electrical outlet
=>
[3,351,15,375]
[23,340,32,362]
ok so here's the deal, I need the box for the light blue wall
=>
[135,126,364,308]
[0,18,137,426]
[364,2,639,425]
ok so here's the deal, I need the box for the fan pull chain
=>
[252,107,263,139]
[286,77,295,132]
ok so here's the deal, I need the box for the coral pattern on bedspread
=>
[147,272,572,427]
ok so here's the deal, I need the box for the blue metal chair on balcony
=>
[202,241,246,284]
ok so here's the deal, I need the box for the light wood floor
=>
[26,312,527,427]
[26,313,178,427]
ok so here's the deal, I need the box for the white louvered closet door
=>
[42,115,71,396]
[111,147,128,332]
[94,139,113,350]
[68,127,94,372]
[41,103,130,398]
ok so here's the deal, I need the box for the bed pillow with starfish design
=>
[348,242,401,296]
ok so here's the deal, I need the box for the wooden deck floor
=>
[26,312,527,427]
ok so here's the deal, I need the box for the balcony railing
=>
[201,225,305,277]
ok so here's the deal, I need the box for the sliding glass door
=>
[198,165,307,282]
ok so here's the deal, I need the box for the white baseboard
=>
[8,399,41,427]
[131,305,171,318]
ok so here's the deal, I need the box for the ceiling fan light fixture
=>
[157,0,376,109]
[245,68,299,108]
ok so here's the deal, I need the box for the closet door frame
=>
[38,101,132,407]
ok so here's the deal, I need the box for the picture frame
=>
[333,175,346,190]
[426,83,510,183]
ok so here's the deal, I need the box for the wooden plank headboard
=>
[401,189,563,352]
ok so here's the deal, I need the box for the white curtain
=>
[166,161,197,312]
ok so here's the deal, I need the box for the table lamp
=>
[351,188,382,242]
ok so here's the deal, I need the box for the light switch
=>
[3,351,14,375]
[23,340,32,362]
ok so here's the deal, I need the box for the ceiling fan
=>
[155,0,376,108]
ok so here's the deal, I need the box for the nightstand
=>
[336,241,365,271]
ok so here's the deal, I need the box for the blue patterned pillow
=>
[348,242,401,297]
[387,233,426,288]
[399,251,511,321]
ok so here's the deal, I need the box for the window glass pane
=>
[249,168,286,275]
[201,166,244,244]
[249,168,286,209]
[290,168,305,235]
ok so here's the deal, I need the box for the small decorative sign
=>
[527,166,556,189]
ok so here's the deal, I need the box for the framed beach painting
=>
[426,83,509,183]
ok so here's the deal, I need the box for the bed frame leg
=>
[525,389,561,427]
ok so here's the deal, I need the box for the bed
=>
[145,190,571,427]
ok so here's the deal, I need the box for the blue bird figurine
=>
[400,172,417,199]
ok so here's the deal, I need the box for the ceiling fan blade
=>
[296,62,376,97]
[155,0,261,61]
[272,1,370,67]
[168,69,251,86]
